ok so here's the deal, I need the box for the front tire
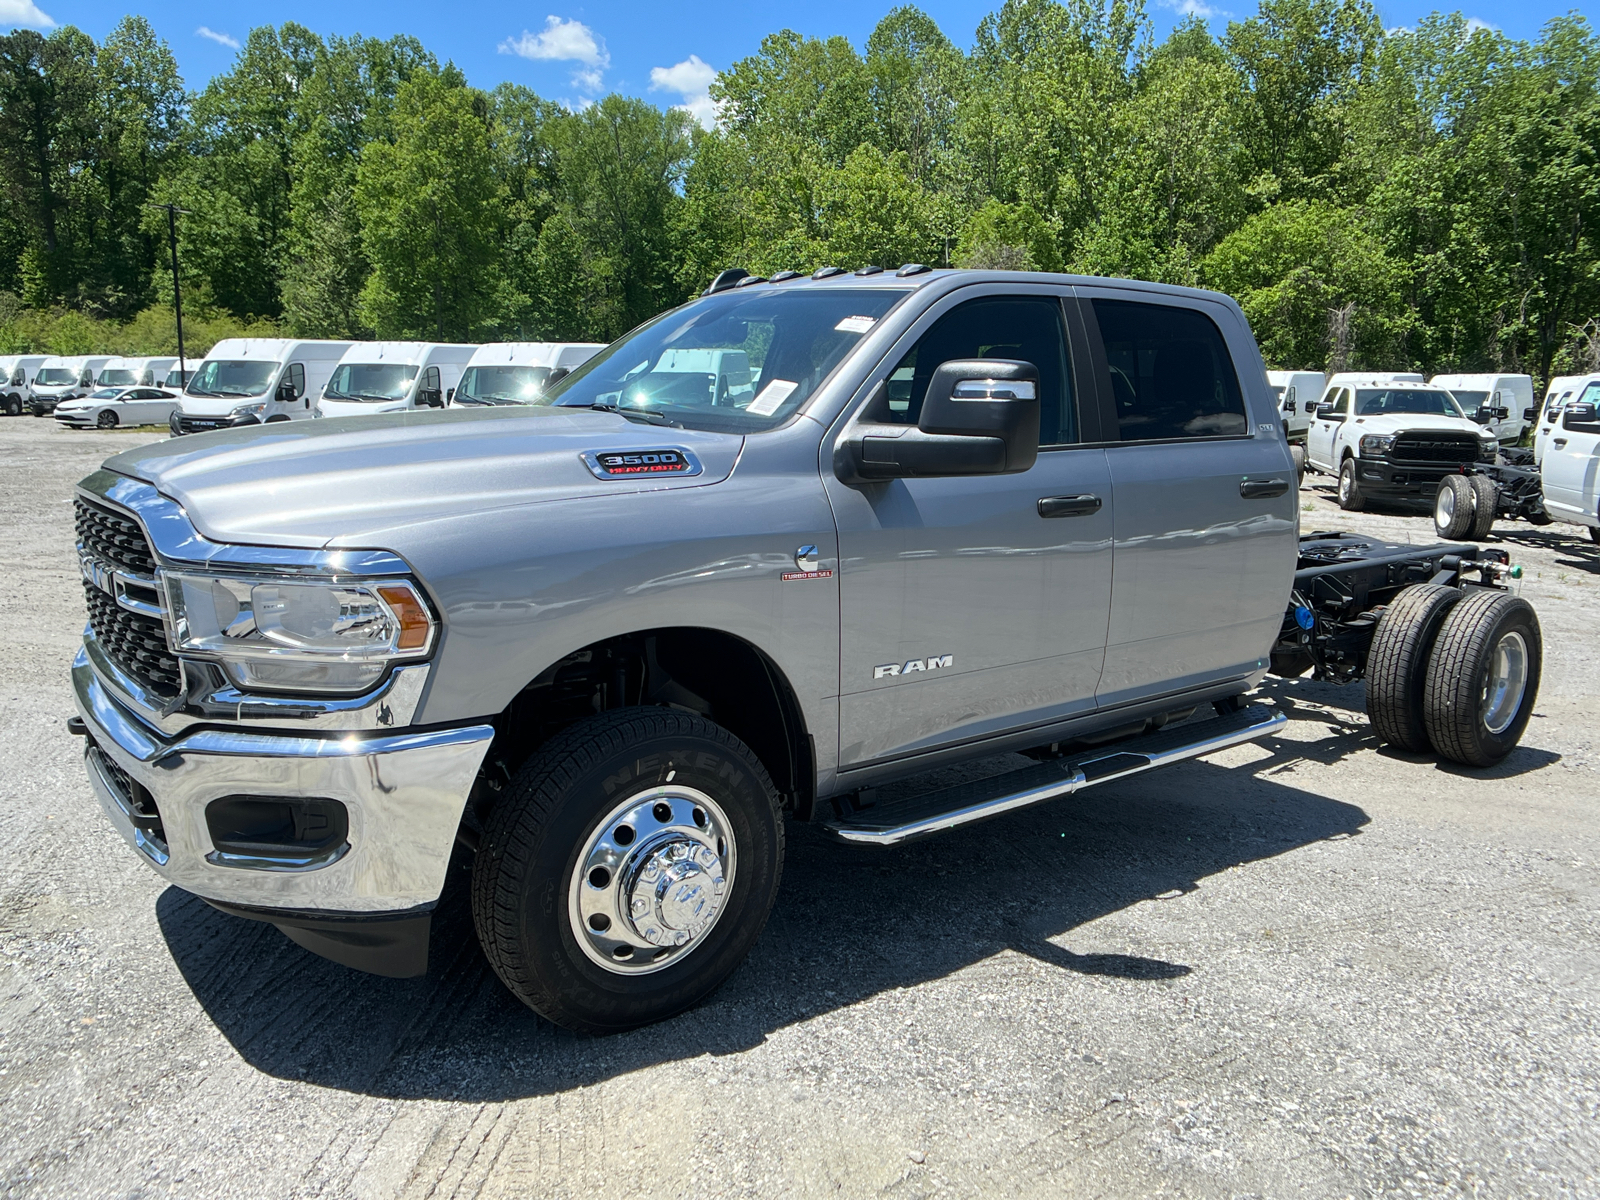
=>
[1434,476,1475,539]
[1468,475,1498,539]
[1423,592,1541,767]
[1338,457,1365,511]
[471,707,784,1033]
[1366,584,1463,754]
[96,409,118,429]
[3,394,18,416]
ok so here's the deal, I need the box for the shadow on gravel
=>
[158,745,1367,1102]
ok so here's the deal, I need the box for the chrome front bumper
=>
[74,648,493,913]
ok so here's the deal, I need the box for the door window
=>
[1092,300,1247,440]
[873,296,1077,445]
[419,366,442,405]
[285,363,306,403]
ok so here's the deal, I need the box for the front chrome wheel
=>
[1435,484,1456,528]
[1480,630,1528,735]
[568,784,737,975]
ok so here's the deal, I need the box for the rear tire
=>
[1468,475,1498,539]
[1423,592,1541,767]
[1290,444,1306,487]
[1590,526,1600,545]
[471,707,784,1033]
[1434,476,1475,539]
[1365,584,1463,754]
[1337,458,1364,511]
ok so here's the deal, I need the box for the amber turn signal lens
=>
[377,585,431,650]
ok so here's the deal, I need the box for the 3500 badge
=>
[581,448,705,479]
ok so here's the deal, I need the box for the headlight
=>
[164,572,434,694]
[230,401,267,419]
[1359,434,1396,456]
[1478,432,1498,461]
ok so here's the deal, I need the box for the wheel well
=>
[480,627,815,820]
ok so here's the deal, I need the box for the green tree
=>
[355,73,505,339]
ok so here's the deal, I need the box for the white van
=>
[1533,375,1586,466]
[450,342,606,408]
[96,356,178,390]
[1429,373,1534,445]
[28,356,111,415]
[173,339,351,435]
[1266,370,1324,442]
[0,354,47,415]
[1540,375,1600,542]
[316,342,478,419]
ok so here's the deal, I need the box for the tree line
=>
[0,0,1596,381]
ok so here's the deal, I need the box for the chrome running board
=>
[823,704,1286,847]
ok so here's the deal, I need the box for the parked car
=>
[171,339,351,434]
[54,386,180,429]
[449,342,607,407]
[0,354,47,415]
[1306,377,1498,509]
[1429,373,1534,445]
[28,356,111,415]
[1266,370,1324,444]
[1533,375,1587,466]
[96,356,178,390]
[316,342,478,419]
[70,268,1541,1035]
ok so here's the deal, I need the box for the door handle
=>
[1037,494,1102,518]
[1240,478,1289,499]
[1553,439,1567,449]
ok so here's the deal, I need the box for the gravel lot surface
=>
[2,418,1596,1199]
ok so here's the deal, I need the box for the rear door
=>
[825,284,1115,768]
[1543,381,1600,521]
[1079,290,1298,709]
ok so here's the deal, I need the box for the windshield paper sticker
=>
[835,315,877,334]
[582,448,704,479]
[746,379,798,417]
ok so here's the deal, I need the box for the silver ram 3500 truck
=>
[70,268,1541,1032]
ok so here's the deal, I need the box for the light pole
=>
[146,203,193,382]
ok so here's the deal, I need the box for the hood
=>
[100,405,745,549]
[318,397,410,417]
[179,394,268,417]
[1349,413,1488,436]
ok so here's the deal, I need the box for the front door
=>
[1080,292,1299,708]
[1307,387,1347,471]
[825,288,1114,769]
[1543,382,1600,520]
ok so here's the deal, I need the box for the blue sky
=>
[1,0,1587,119]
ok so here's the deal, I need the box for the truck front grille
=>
[1391,433,1481,464]
[74,496,158,576]
[83,582,182,696]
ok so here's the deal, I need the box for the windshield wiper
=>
[591,402,678,427]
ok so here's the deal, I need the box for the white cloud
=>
[650,55,719,128]
[195,26,240,49]
[1464,16,1499,35]
[0,0,55,29]
[1159,0,1229,20]
[499,16,610,90]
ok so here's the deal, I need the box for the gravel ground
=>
[1,417,1596,1199]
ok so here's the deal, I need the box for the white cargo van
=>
[1533,375,1586,465]
[96,356,178,390]
[1267,370,1324,443]
[450,342,606,408]
[1540,375,1600,542]
[0,354,47,415]
[1429,373,1534,445]
[28,356,111,415]
[316,342,477,419]
[173,339,351,435]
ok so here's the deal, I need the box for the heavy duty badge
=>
[581,448,704,479]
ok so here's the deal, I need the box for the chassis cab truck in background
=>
[70,269,1542,1033]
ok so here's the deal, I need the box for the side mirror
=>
[1523,406,1536,422]
[835,359,1040,482]
[1562,401,1599,430]
[276,382,297,403]
[547,367,570,386]
[446,387,455,402]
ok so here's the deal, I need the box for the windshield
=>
[89,388,123,399]
[97,369,137,387]
[456,365,553,405]
[36,368,77,385]
[539,286,910,432]
[1354,389,1467,417]
[165,368,190,388]
[1450,390,1488,410]
[324,363,419,402]
[187,359,278,398]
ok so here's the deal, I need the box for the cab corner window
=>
[1091,299,1247,441]
[873,295,1077,445]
